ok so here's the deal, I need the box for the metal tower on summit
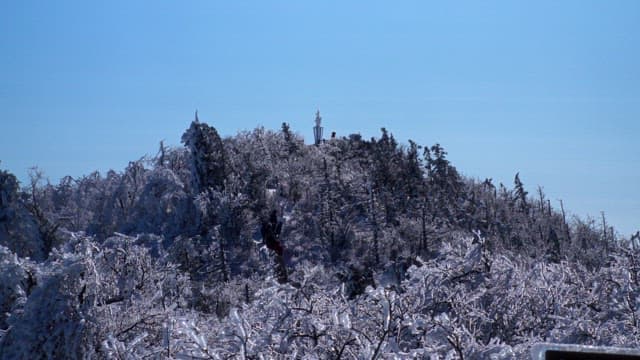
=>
[313,110,323,145]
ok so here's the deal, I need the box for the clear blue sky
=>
[1,1,638,235]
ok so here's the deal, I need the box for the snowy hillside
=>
[1,119,639,359]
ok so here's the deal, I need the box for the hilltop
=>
[0,119,638,358]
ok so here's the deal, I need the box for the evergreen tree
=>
[371,128,402,225]
[280,122,301,157]
[402,140,424,201]
[0,168,19,214]
[513,172,529,214]
[181,115,228,193]
[424,143,462,224]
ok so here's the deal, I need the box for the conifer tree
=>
[513,172,528,214]
[181,115,228,193]
[280,122,300,157]
[424,144,462,224]
[371,128,402,225]
[402,140,424,201]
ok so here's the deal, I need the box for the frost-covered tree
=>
[513,172,529,214]
[0,233,191,358]
[0,168,44,260]
[371,128,403,225]
[181,115,228,193]
[2,118,638,358]
[424,143,463,226]
[127,167,196,240]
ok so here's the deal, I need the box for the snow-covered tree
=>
[2,118,637,358]
[181,117,228,193]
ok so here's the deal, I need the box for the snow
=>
[0,122,638,358]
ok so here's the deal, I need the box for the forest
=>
[0,118,639,359]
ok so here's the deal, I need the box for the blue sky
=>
[1,1,638,235]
